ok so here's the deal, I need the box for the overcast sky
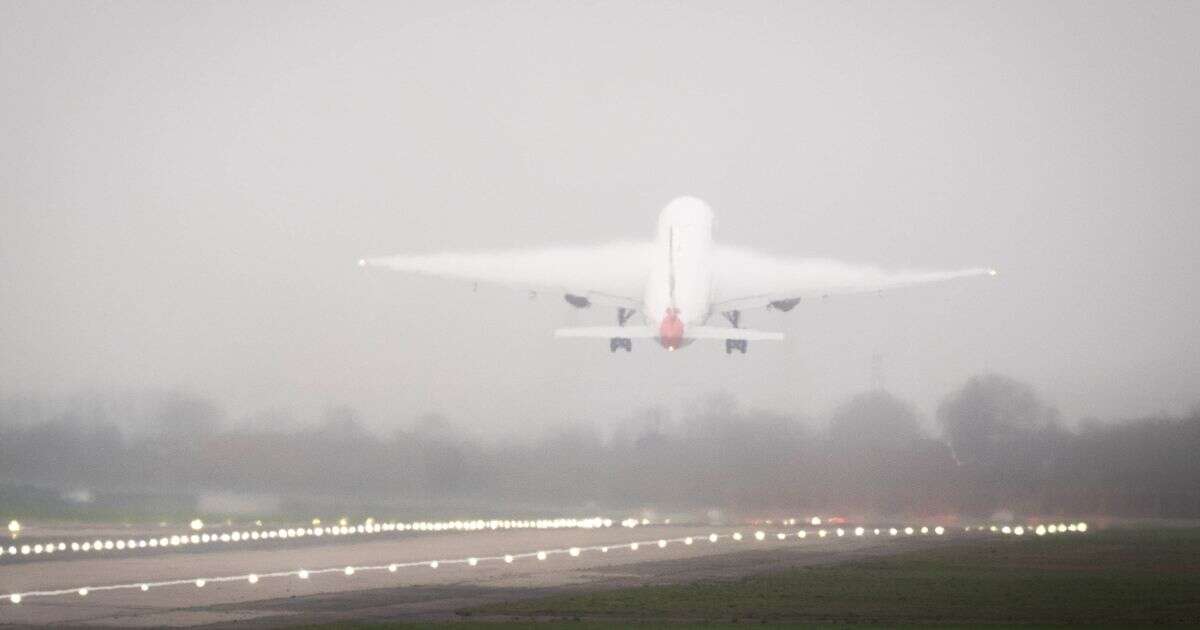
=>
[2,0,1197,437]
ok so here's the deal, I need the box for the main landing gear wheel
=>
[610,338,632,352]
[725,339,748,354]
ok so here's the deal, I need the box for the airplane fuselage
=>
[644,197,715,350]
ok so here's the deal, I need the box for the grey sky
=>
[2,1,1198,437]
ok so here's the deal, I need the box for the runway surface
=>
[0,520,955,627]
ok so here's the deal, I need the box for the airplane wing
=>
[360,242,652,308]
[712,246,995,312]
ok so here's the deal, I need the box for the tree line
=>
[1,374,1197,519]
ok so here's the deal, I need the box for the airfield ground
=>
[2,523,1196,628]
[458,526,1200,627]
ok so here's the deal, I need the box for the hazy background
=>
[2,0,1198,441]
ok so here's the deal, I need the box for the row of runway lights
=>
[973,522,1088,536]
[0,516,636,561]
[0,515,1088,562]
[3,521,1089,604]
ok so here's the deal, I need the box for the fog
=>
[3,376,1198,519]
[2,1,1198,494]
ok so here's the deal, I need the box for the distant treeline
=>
[1,375,1197,519]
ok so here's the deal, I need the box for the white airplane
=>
[360,196,995,353]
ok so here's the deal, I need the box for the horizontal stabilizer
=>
[685,326,784,341]
[554,326,659,339]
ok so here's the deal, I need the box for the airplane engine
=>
[768,297,801,312]
[564,294,591,308]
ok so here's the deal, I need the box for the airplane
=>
[359,196,995,354]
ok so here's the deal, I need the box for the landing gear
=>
[610,337,632,352]
[609,307,636,352]
[723,310,746,354]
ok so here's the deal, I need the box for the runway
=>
[0,518,1083,627]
